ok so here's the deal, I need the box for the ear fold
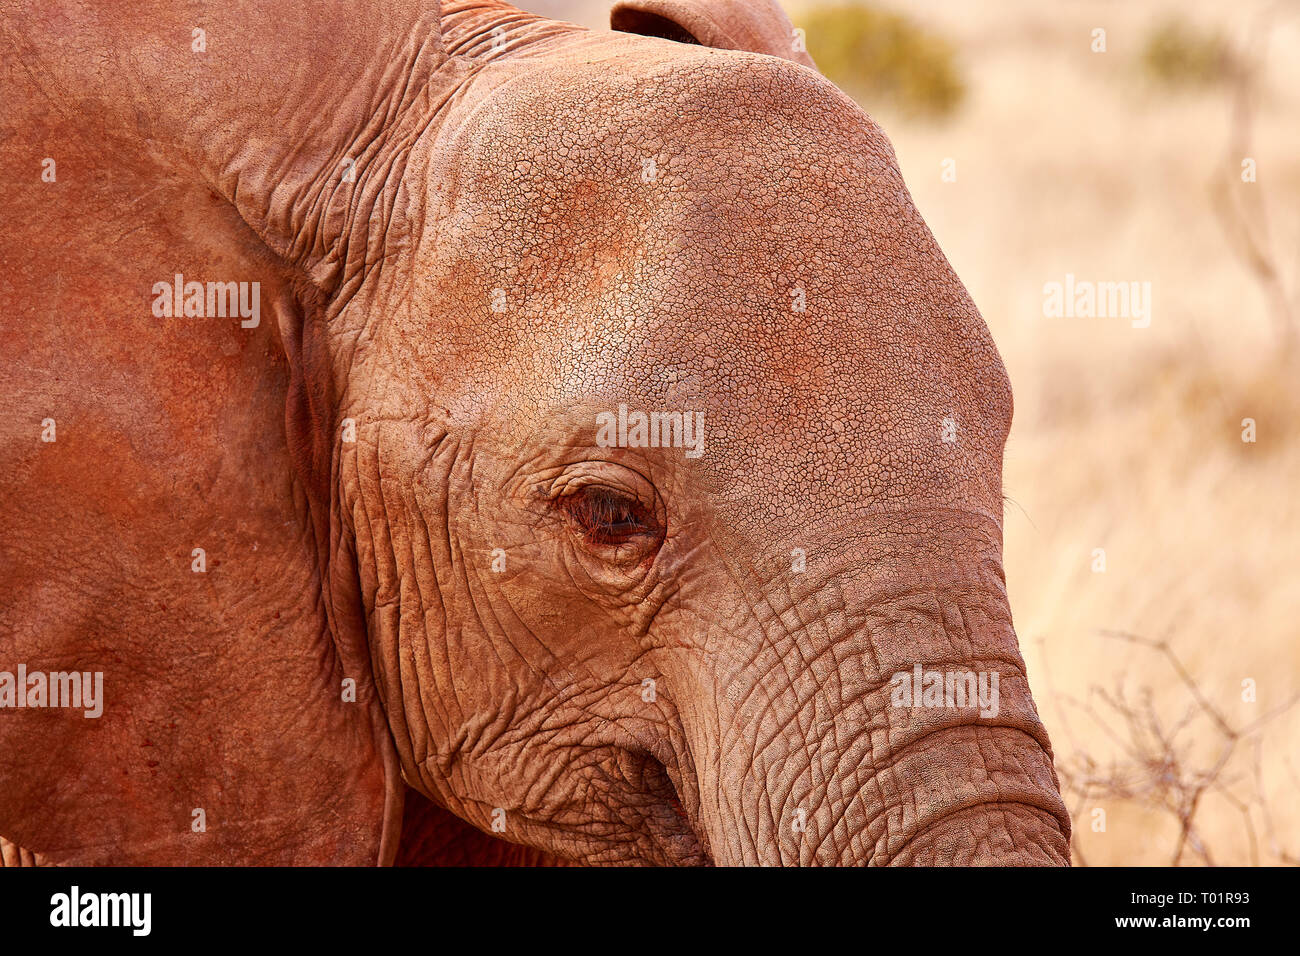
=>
[611,0,816,68]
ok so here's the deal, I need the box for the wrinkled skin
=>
[0,0,1071,865]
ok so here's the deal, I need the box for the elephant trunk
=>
[669,536,1072,865]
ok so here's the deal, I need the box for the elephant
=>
[0,0,1071,865]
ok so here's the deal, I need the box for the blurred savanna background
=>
[527,0,1300,865]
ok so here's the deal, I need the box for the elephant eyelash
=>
[558,486,659,547]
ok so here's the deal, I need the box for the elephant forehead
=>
[406,43,1011,525]
[417,41,914,322]
[416,53,1008,392]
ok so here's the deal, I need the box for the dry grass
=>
[528,0,1300,865]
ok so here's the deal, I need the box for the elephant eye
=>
[542,462,666,567]
[560,486,658,548]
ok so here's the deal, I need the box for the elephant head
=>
[0,0,1069,865]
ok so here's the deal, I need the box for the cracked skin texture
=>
[0,0,1070,865]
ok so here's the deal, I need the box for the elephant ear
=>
[0,0,452,865]
[611,0,816,67]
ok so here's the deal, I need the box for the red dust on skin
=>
[1,0,1068,866]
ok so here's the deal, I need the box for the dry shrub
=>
[1142,19,1235,89]
[800,3,965,118]
[1041,632,1298,866]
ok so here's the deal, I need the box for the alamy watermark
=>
[50,886,150,936]
[151,273,260,328]
[890,664,1000,718]
[1042,274,1152,328]
[595,404,704,458]
[0,665,103,718]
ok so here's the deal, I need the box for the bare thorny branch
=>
[1038,631,1300,866]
